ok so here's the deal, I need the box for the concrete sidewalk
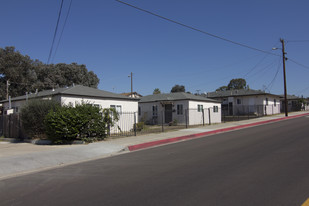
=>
[1,111,308,179]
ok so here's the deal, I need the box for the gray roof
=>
[1,85,138,103]
[139,92,220,103]
[279,94,301,100]
[206,89,280,98]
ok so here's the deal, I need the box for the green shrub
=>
[20,100,60,139]
[44,104,119,144]
[135,122,144,131]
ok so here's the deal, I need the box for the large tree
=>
[227,78,247,90]
[216,78,248,91]
[216,86,228,91]
[153,88,161,94]
[0,46,100,100]
[171,84,185,93]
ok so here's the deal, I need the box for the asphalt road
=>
[1,116,309,206]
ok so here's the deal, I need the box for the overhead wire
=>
[47,0,64,64]
[265,58,281,92]
[286,40,309,43]
[52,0,73,62]
[293,85,309,96]
[115,0,281,57]
[116,1,309,94]
[288,58,309,70]
[243,53,270,78]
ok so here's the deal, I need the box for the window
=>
[177,104,183,115]
[110,105,122,113]
[213,106,218,113]
[138,106,141,116]
[94,104,100,108]
[274,99,276,107]
[152,105,158,116]
[198,104,203,112]
[266,98,269,106]
[237,99,241,104]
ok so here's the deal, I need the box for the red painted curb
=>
[127,113,309,151]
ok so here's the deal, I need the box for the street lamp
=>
[272,38,288,117]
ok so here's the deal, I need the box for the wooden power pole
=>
[280,38,288,117]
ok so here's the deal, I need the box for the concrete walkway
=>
[1,111,308,179]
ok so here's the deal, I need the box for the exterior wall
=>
[139,100,221,126]
[138,101,170,125]
[172,100,189,125]
[263,96,281,115]
[188,101,221,125]
[225,95,281,115]
[2,95,138,132]
[61,95,138,132]
[281,99,304,112]
[60,95,138,112]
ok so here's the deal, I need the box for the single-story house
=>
[205,89,281,116]
[138,92,221,125]
[279,94,307,112]
[0,85,139,132]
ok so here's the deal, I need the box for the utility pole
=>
[281,38,288,117]
[128,72,133,97]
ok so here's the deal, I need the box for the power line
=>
[47,0,64,64]
[294,85,309,96]
[52,0,73,62]
[115,0,281,57]
[266,59,281,91]
[243,53,270,78]
[287,40,309,43]
[288,58,309,70]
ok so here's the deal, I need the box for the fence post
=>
[272,105,274,115]
[161,110,164,132]
[9,115,11,138]
[185,109,188,128]
[134,112,137,136]
[202,109,205,126]
[208,108,211,125]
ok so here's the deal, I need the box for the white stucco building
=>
[0,85,139,132]
[206,89,281,116]
[138,92,221,125]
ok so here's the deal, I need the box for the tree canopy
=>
[171,84,185,93]
[227,78,247,90]
[0,46,99,100]
[216,86,228,91]
[216,78,248,91]
[153,88,161,94]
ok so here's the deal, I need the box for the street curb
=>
[127,113,309,151]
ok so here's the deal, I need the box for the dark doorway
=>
[164,104,173,123]
[228,102,233,116]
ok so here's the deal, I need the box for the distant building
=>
[121,92,143,98]
[138,92,221,125]
[279,94,308,112]
[205,89,281,116]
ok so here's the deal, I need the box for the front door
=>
[228,102,233,116]
[164,104,173,123]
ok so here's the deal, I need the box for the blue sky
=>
[1,0,309,97]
